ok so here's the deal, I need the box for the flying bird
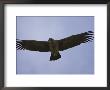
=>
[16,31,94,61]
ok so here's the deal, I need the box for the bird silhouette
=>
[16,31,93,61]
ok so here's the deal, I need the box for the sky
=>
[16,16,94,74]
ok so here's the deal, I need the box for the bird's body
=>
[16,31,94,61]
[48,38,61,61]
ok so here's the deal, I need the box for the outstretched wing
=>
[16,40,49,52]
[58,31,94,51]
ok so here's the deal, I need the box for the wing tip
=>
[85,31,94,43]
[16,39,25,50]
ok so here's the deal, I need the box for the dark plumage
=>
[16,31,94,61]
[48,38,61,61]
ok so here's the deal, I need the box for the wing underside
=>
[16,31,93,52]
[58,31,94,51]
[16,40,49,52]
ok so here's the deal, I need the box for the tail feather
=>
[50,52,61,61]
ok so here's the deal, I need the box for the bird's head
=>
[48,38,54,42]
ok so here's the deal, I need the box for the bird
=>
[16,31,94,61]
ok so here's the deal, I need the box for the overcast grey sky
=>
[16,16,94,74]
